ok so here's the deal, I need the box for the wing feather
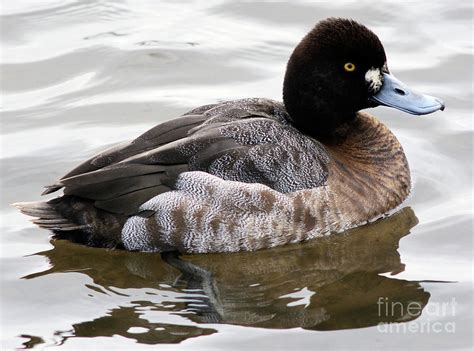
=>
[42,99,329,215]
[57,114,207,181]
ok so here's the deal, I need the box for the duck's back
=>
[17,98,332,251]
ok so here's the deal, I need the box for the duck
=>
[15,18,445,253]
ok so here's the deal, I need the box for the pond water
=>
[1,1,472,350]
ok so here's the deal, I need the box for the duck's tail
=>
[13,196,127,249]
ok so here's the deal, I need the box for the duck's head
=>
[283,18,445,139]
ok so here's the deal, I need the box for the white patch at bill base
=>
[365,67,383,93]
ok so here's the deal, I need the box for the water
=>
[1,1,472,349]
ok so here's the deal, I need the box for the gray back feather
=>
[44,98,329,215]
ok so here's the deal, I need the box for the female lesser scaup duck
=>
[16,18,444,253]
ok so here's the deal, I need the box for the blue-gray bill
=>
[370,73,445,115]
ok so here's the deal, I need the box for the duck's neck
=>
[327,112,411,225]
[291,112,411,236]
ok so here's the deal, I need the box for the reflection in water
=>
[61,305,215,345]
[23,207,429,346]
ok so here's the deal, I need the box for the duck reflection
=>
[24,207,429,345]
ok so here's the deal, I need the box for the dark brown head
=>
[283,18,444,139]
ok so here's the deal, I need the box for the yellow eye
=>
[344,62,356,72]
